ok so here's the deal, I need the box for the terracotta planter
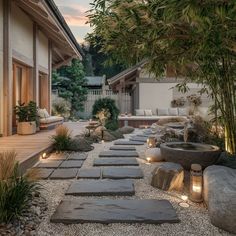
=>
[17,121,36,135]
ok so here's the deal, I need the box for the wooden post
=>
[48,40,52,114]
[3,0,12,136]
[33,22,39,106]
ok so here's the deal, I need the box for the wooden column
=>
[33,22,39,105]
[3,0,12,136]
[48,40,52,114]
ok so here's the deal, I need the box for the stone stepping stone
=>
[50,199,179,224]
[36,160,62,169]
[110,146,136,151]
[94,158,139,166]
[102,167,143,179]
[36,168,54,179]
[77,168,101,179]
[67,153,88,160]
[59,160,83,168]
[48,153,68,160]
[65,179,135,196]
[50,168,79,179]
[136,134,150,138]
[99,151,139,158]
[114,140,144,146]
[129,136,147,142]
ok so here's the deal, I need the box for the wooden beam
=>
[52,56,76,70]
[12,49,34,67]
[33,22,39,105]
[53,47,65,61]
[3,0,12,136]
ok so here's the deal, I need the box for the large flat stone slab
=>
[77,168,101,179]
[36,160,62,169]
[37,168,54,179]
[50,168,79,179]
[102,167,143,179]
[110,146,136,151]
[51,199,179,224]
[67,153,88,160]
[94,158,139,166]
[59,160,83,168]
[99,151,139,158]
[66,179,135,196]
[130,136,147,142]
[114,140,144,146]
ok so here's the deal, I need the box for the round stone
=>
[145,148,164,162]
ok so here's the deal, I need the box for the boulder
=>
[119,126,135,134]
[69,137,94,152]
[203,165,236,234]
[151,162,184,191]
[145,148,164,162]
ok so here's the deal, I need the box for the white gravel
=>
[35,130,233,236]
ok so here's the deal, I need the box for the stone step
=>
[37,168,54,179]
[99,151,139,158]
[129,136,148,142]
[114,140,144,146]
[51,199,179,224]
[94,158,139,166]
[110,146,136,151]
[67,153,88,160]
[36,160,63,169]
[65,179,135,196]
[59,160,83,169]
[50,168,79,179]
[77,168,101,179]
[102,167,143,179]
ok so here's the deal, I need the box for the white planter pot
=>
[17,121,36,135]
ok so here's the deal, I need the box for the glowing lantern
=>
[190,164,203,202]
[147,136,156,148]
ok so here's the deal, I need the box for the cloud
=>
[64,15,88,26]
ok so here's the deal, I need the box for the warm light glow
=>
[101,140,105,144]
[42,152,47,159]
[146,157,151,163]
[192,185,202,193]
[181,195,188,201]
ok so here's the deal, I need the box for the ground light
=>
[190,164,203,203]
[179,195,189,208]
[147,136,156,148]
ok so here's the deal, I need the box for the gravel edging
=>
[34,130,233,236]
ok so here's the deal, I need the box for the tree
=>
[53,59,88,118]
[88,0,236,154]
[82,36,127,78]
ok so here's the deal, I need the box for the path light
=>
[179,195,189,208]
[190,164,203,203]
[146,157,151,164]
[41,152,47,159]
[147,136,156,148]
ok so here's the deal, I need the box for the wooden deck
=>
[0,122,88,172]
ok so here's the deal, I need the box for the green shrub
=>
[51,96,71,119]
[51,125,72,151]
[105,120,119,131]
[0,151,39,223]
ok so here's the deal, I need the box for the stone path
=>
[114,140,144,145]
[51,199,179,224]
[129,136,147,142]
[110,146,136,151]
[94,158,139,166]
[50,129,179,225]
[99,151,139,157]
[36,153,88,179]
[66,179,135,196]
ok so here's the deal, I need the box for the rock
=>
[118,126,135,134]
[69,137,94,152]
[145,148,164,162]
[203,165,236,234]
[151,162,184,191]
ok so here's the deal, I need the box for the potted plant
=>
[15,101,37,135]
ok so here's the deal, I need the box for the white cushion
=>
[168,108,178,116]
[178,108,188,116]
[40,116,64,124]
[157,108,169,116]
[38,108,50,119]
[135,109,145,116]
[144,109,153,116]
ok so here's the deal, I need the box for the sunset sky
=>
[54,0,93,43]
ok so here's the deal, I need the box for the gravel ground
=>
[35,130,233,236]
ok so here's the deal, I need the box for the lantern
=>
[147,136,156,148]
[190,164,203,202]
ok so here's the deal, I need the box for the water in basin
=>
[166,143,214,151]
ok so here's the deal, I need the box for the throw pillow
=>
[135,109,145,116]
[178,108,188,116]
[144,109,153,116]
[169,108,178,116]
